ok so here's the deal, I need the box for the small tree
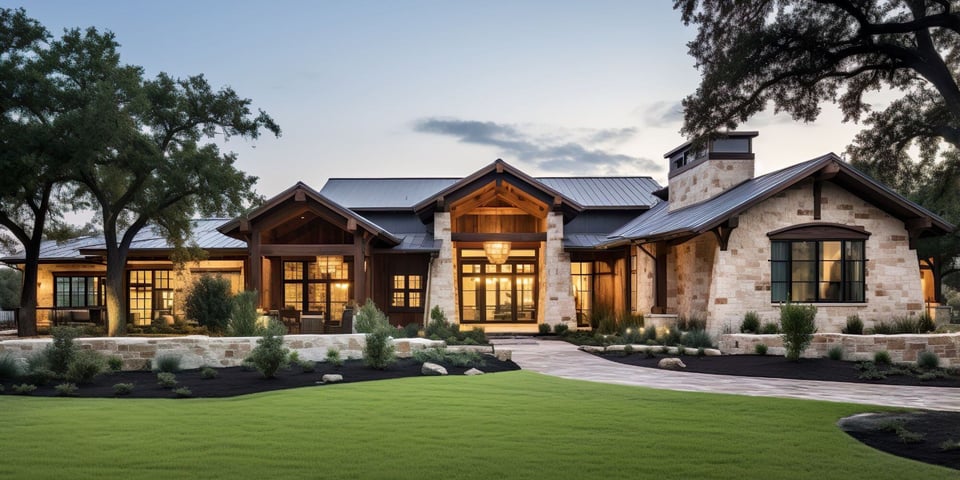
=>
[228,290,262,337]
[246,320,289,378]
[363,327,396,370]
[354,299,390,333]
[185,275,233,333]
[780,302,817,362]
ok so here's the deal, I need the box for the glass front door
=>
[283,257,352,320]
[458,248,537,323]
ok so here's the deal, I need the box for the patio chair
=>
[279,309,301,334]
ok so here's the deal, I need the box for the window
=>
[283,257,352,321]
[571,262,593,327]
[458,249,537,323]
[128,270,174,325]
[771,240,865,303]
[54,276,104,308]
[391,275,423,308]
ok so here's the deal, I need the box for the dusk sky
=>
[19,1,871,198]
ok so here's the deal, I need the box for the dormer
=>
[665,131,758,210]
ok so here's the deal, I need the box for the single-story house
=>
[2,132,952,334]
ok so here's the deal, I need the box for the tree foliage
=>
[0,267,21,310]
[185,275,234,333]
[676,0,960,177]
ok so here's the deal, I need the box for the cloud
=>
[414,118,660,175]
[640,100,685,126]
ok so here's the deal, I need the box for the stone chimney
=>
[664,131,758,210]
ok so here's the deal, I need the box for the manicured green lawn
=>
[0,371,952,479]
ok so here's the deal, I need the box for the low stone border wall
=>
[719,333,960,366]
[579,344,722,356]
[0,335,512,370]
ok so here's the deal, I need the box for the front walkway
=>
[499,339,960,412]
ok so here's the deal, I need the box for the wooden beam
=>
[816,162,841,180]
[347,218,357,232]
[450,232,546,242]
[259,244,356,256]
[294,190,306,202]
[239,219,250,233]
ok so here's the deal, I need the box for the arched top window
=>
[767,223,870,241]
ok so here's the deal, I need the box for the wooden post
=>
[248,231,263,306]
[353,232,366,303]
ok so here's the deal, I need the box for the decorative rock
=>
[579,345,605,353]
[464,368,484,376]
[321,374,343,383]
[703,348,722,356]
[421,362,448,376]
[658,358,686,370]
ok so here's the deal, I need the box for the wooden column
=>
[653,242,667,314]
[352,231,367,303]
[248,230,263,306]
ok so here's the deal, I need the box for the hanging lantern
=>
[483,241,511,264]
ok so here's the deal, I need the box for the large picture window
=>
[54,276,104,308]
[283,257,352,321]
[771,240,865,303]
[458,248,537,323]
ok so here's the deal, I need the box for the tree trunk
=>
[16,243,40,337]
[104,247,128,337]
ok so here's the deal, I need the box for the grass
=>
[0,371,954,479]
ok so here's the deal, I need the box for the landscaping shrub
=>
[113,383,134,395]
[298,360,316,373]
[157,372,178,388]
[402,322,420,338]
[827,345,843,361]
[780,302,817,361]
[740,311,760,333]
[553,323,569,336]
[48,326,80,375]
[892,316,919,334]
[760,322,781,334]
[246,320,290,378]
[66,349,107,384]
[842,315,864,335]
[917,350,940,369]
[661,325,682,346]
[355,299,391,333]
[107,356,123,372]
[326,348,343,367]
[873,350,892,365]
[229,290,263,336]
[621,327,642,345]
[538,323,551,335]
[871,321,896,335]
[412,347,484,368]
[200,367,218,379]
[54,382,78,397]
[640,326,657,343]
[916,313,936,333]
[755,343,768,355]
[12,383,37,395]
[23,353,56,385]
[596,312,618,335]
[173,387,193,398]
[680,329,713,349]
[677,315,705,331]
[618,313,644,334]
[462,327,487,345]
[153,354,182,373]
[0,352,21,379]
[425,306,459,339]
[363,327,396,370]
[185,275,233,333]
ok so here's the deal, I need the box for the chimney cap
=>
[663,131,759,159]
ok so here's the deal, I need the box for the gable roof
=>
[320,170,660,210]
[1,219,246,264]
[218,182,401,245]
[604,153,954,246]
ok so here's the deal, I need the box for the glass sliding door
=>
[458,248,537,323]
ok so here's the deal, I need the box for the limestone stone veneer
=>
[0,335,448,371]
[719,332,960,367]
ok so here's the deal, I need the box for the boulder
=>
[464,368,484,376]
[321,374,343,383]
[421,362,448,376]
[658,358,686,370]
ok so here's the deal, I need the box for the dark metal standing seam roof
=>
[537,177,661,208]
[1,219,246,263]
[604,153,955,246]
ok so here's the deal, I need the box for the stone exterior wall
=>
[670,235,717,320]
[542,212,576,327]
[634,244,656,315]
[0,335,448,371]
[719,333,960,367]
[706,181,925,334]
[426,212,458,323]
[669,159,754,210]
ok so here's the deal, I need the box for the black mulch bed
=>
[839,411,960,471]
[598,352,960,470]
[0,356,520,399]
[597,353,960,388]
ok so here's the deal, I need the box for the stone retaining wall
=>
[719,333,960,366]
[0,335,472,370]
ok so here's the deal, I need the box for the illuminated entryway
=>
[458,248,537,323]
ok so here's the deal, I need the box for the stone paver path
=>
[499,339,960,412]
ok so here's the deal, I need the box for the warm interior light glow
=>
[483,241,511,264]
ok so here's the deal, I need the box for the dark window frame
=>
[390,274,424,310]
[53,275,105,308]
[457,248,539,324]
[770,239,866,303]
